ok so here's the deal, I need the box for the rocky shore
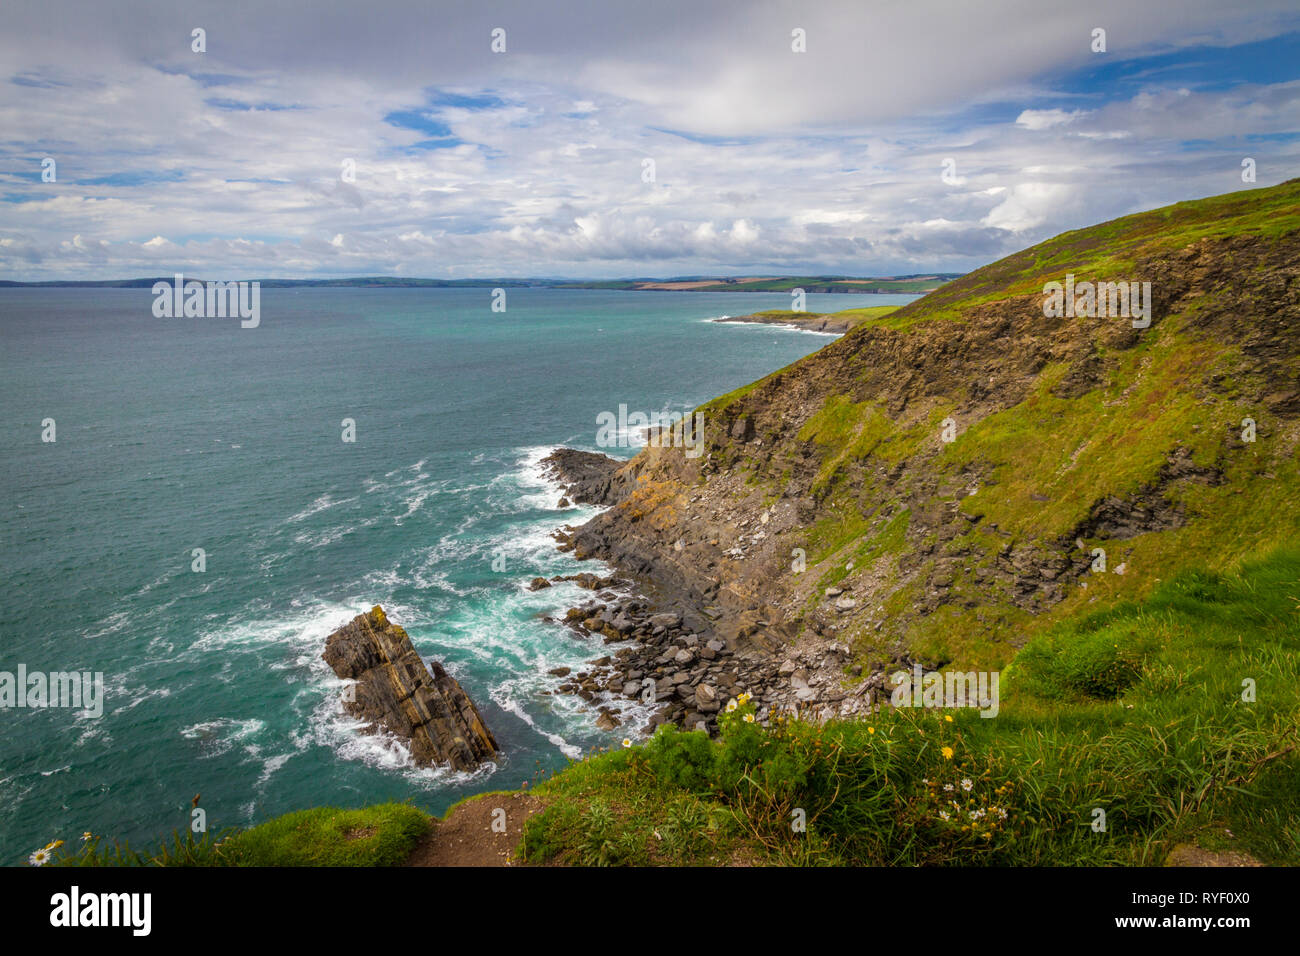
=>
[715,311,851,334]
[538,449,887,736]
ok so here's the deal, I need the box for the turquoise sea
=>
[0,287,918,861]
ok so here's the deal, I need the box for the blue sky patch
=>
[79,170,185,187]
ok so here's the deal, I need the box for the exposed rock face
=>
[323,606,498,771]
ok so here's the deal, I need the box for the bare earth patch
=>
[1165,844,1264,867]
[404,792,545,867]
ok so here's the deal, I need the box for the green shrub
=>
[1010,616,1154,700]
[642,723,718,791]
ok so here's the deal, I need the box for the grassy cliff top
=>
[875,178,1300,329]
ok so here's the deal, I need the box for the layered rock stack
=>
[323,606,498,772]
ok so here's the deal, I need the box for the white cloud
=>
[1016,109,1086,130]
[0,1,1297,279]
[983,183,1085,232]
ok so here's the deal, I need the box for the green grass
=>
[45,803,431,867]
[521,546,1300,866]
[799,395,945,494]
[865,179,1300,330]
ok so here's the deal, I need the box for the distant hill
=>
[555,275,963,293]
[0,273,961,293]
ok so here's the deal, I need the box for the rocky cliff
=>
[323,606,498,771]
[544,180,1300,733]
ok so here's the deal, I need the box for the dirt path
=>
[1164,844,1263,867]
[404,792,544,867]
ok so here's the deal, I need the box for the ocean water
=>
[0,286,918,861]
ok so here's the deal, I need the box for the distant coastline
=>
[0,273,961,293]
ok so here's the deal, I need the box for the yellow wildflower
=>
[941,746,954,760]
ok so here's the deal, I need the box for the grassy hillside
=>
[655,179,1300,673]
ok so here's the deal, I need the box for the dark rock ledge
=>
[323,606,498,772]
[539,448,626,505]
[715,312,853,334]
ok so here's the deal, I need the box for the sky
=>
[1,0,1299,281]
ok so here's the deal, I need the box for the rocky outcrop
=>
[716,312,853,334]
[540,448,627,505]
[323,606,498,772]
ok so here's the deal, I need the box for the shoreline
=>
[538,448,885,735]
[713,313,848,334]
[712,304,905,334]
